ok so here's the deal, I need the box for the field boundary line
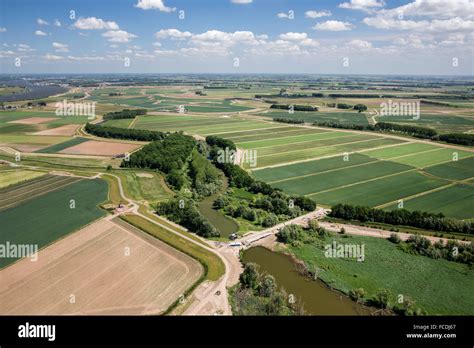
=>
[306,168,417,197]
[128,116,139,129]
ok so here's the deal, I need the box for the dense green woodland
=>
[85,123,167,141]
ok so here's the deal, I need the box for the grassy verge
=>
[288,234,474,315]
[120,213,225,281]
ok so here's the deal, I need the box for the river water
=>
[197,175,238,238]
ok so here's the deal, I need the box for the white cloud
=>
[135,0,176,12]
[231,0,252,4]
[37,18,49,25]
[35,30,47,36]
[155,29,192,40]
[0,27,6,33]
[339,0,385,12]
[279,32,308,41]
[313,20,354,31]
[277,13,290,19]
[73,17,119,30]
[53,42,69,52]
[44,54,64,60]
[54,19,62,27]
[153,41,162,47]
[67,55,106,61]
[192,30,258,46]
[17,44,35,52]
[102,30,137,43]
[363,16,474,32]
[305,10,332,18]
[347,39,372,49]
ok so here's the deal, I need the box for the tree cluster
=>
[85,123,167,142]
[103,108,146,120]
[329,203,473,235]
[270,104,317,112]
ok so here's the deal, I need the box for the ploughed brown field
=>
[0,217,202,315]
[58,140,140,156]
[33,124,80,136]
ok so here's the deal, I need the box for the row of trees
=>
[103,108,146,120]
[156,198,219,238]
[273,118,305,124]
[438,133,474,146]
[329,203,473,235]
[85,123,167,142]
[313,121,437,139]
[270,104,318,112]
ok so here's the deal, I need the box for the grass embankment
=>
[100,174,127,205]
[289,234,474,315]
[120,213,225,281]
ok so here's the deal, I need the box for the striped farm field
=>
[0,178,108,268]
[35,137,89,153]
[133,115,281,135]
[0,174,82,211]
[253,153,378,183]
[236,129,348,149]
[422,156,474,181]
[384,184,474,220]
[388,148,473,168]
[214,126,310,141]
[0,169,46,189]
[271,159,413,196]
[248,137,405,168]
[362,142,440,160]
[311,171,447,207]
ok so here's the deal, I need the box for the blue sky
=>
[0,0,473,75]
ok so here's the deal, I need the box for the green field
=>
[0,178,108,268]
[113,170,173,204]
[251,138,405,168]
[255,110,369,126]
[312,171,447,207]
[253,153,378,183]
[384,184,474,219]
[423,156,474,181]
[273,159,413,196]
[289,234,474,315]
[0,170,46,189]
